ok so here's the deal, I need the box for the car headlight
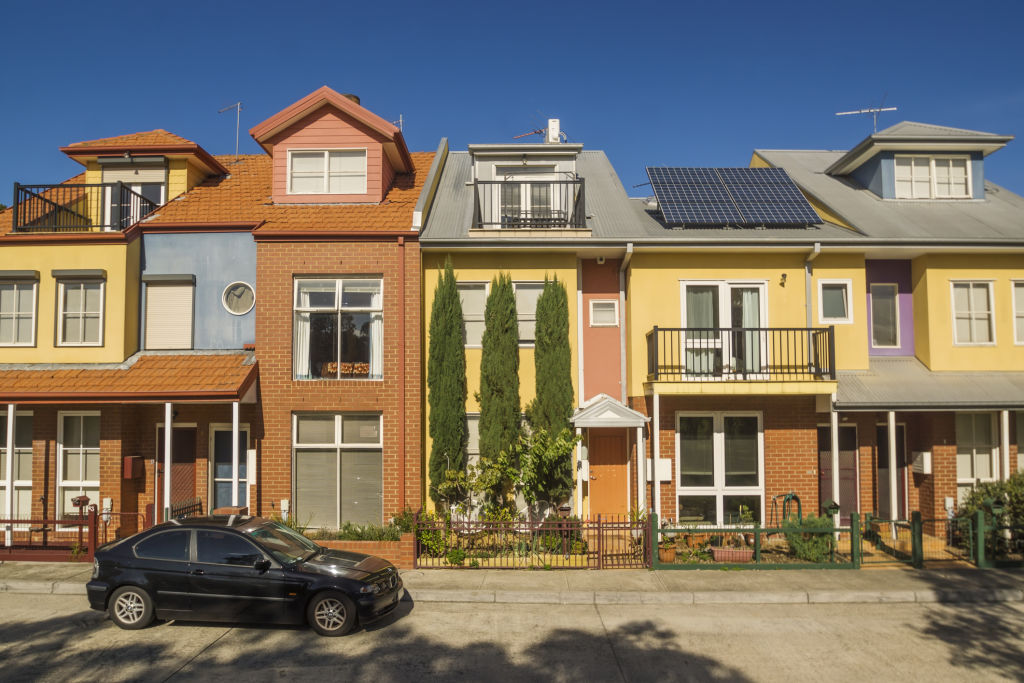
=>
[92,559,99,579]
[359,583,381,594]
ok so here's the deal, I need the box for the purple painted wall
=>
[865,260,914,356]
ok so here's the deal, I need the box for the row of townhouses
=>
[1,87,1022,538]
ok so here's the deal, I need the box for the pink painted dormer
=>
[249,86,414,204]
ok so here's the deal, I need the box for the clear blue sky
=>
[3,0,1023,199]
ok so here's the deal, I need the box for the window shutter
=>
[341,450,382,525]
[145,284,193,349]
[101,166,167,184]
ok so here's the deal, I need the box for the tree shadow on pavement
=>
[0,598,751,683]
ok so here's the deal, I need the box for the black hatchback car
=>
[87,515,403,636]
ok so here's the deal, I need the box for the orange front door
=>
[589,433,628,514]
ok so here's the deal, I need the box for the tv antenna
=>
[835,95,897,133]
[218,101,243,161]
[393,114,404,132]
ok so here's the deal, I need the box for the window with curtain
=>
[0,281,36,346]
[951,281,993,344]
[895,156,970,199]
[59,280,103,346]
[677,412,762,525]
[682,282,765,376]
[870,283,899,348]
[58,413,99,519]
[293,413,383,529]
[289,150,367,195]
[293,278,383,379]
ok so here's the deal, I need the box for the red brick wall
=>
[255,238,422,524]
[317,533,414,569]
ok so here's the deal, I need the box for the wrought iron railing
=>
[645,326,835,382]
[170,497,203,519]
[11,182,157,232]
[472,179,586,229]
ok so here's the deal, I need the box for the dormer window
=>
[288,149,367,195]
[894,155,970,199]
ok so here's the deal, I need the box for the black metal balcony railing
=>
[472,179,586,229]
[11,182,157,232]
[646,326,836,382]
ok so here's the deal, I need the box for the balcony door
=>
[495,165,557,227]
[681,282,766,377]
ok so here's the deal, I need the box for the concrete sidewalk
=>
[2,560,1023,606]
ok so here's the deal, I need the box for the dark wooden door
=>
[158,427,198,504]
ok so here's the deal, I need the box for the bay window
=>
[293,278,382,380]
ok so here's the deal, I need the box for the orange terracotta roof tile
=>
[65,129,195,148]
[143,152,434,233]
[0,353,256,402]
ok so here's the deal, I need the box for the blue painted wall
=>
[140,232,256,349]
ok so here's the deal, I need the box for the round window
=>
[222,282,255,315]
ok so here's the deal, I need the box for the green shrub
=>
[957,472,1024,559]
[446,547,466,566]
[416,511,448,557]
[390,508,417,533]
[782,513,835,563]
[307,523,401,541]
[469,559,480,568]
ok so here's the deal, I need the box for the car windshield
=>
[245,521,320,564]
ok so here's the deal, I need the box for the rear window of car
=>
[195,530,264,566]
[134,530,190,562]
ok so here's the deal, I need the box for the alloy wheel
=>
[114,591,145,625]
[314,598,347,631]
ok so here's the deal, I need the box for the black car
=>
[87,515,403,636]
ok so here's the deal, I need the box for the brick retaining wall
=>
[316,532,414,569]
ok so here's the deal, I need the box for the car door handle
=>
[189,569,205,576]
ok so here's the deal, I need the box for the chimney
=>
[341,93,361,105]
[546,118,561,144]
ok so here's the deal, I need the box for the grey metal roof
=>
[836,357,1024,410]
[874,121,1013,140]
[756,149,1024,243]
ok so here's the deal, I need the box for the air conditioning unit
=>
[911,451,932,475]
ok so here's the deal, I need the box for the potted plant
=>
[629,505,647,542]
[658,537,677,563]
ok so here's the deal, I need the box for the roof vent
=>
[546,118,561,144]
[341,93,361,105]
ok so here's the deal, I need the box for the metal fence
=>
[0,506,98,561]
[472,179,586,230]
[170,497,203,519]
[413,514,649,569]
[651,512,860,570]
[12,182,157,232]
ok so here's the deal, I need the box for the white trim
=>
[893,154,973,199]
[512,280,545,347]
[292,277,384,380]
[286,148,368,196]
[955,412,999,489]
[456,280,489,349]
[589,299,619,327]
[869,282,901,349]
[817,278,853,325]
[209,422,252,510]
[0,280,37,347]
[56,411,101,523]
[678,280,769,379]
[221,281,256,316]
[1012,280,1024,345]
[674,411,765,525]
[950,280,996,346]
[56,279,105,347]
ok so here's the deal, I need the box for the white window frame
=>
[287,148,368,195]
[1013,280,1024,345]
[950,280,996,346]
[513,281,545,347]
[894,154,972,199]
[208,423,251,510]
[869,282,901,349]
[679,280,769,378]
[292,277,384,380]
[457,281,489,348]
[493,165,559,227]
[57,280,104,347]
[1,410,33,531]
[465,413,481,468]
[56,411,100,524]
[0,280,37,346]
[956,412,999,502]
[675,411,764,526]
[817,279,853,325]
[291,413,384,529]
[589,299,619,327]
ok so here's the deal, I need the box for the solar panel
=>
[645,166,821,227]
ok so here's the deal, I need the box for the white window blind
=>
[145,284,193,349]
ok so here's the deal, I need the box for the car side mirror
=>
[254,558,271,573]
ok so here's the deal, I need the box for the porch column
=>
[575,427,583,516]
[830,406,840,526]
[231,401,240,507]
[636,425,646,513]
[163,402,172,523]
[5,403,14,547]
[1001,410,1011,481]
[888,410,898,523]
[653,392,662,518]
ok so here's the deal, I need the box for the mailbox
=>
[122,455,143,479]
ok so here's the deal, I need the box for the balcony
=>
[10,182,157,233]
[646,326,836,383]
[472,179,586,230]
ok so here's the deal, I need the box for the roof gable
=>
[60,129,227,176]
[571,394,649,428]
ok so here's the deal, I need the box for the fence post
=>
[87,505,98,561]
[413,510,419,569]
[650,512,660,569]
[911,511,923,569]
[596,514,603,570]
[849,512,861,569]
[12,183,19,231]
[975,509,988,569]
[753,522,761,564]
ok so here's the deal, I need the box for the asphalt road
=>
[1,592,1022,682]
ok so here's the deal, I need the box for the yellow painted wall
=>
[0,241,140,363]
[626,251,841,397]
[421,251,580,507]
[810,254,869,371]
[912,254,1024,371]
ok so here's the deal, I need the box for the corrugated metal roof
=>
[757,149,1024,242]
[836,357,1024,409]
[874,121,1012,139]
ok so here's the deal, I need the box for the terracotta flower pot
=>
[711,546,754,563]
[658,546,677,563]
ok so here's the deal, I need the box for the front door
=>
[876,424,907,520]
[158,427,197,506]
[817,425,858,524]
[588,433,628,514]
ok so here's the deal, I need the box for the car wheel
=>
[108,586,155,630]
[307,591,357,636]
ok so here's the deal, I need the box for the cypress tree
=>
[529,276,573,434]
[477,272,520,506]
[427,257,467,506]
